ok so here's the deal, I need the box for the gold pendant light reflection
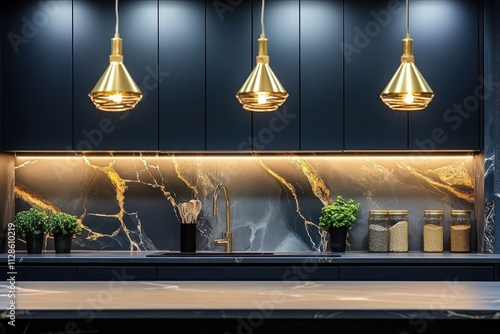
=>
[380,0,434,111]
[89,0,142,112]
[236,0,288,112]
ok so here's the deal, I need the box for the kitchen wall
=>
[1,0,498,254]
[13,153,476,252]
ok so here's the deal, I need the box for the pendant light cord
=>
[261,0,265,35]
[406,0,409,36]
[115,0,119,34]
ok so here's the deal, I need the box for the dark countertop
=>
[4,250,500,264]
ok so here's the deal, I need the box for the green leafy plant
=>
[47,211,82,237]
[319,195,361,230]
[13,207,50,237]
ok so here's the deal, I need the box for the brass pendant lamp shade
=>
[89,0,142,112]
[380,0,434,111]
[236,0,288,112]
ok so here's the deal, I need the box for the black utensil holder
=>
[180,224,197,252]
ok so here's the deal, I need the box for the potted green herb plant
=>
[13,207,49,254]
[46,211,82,253]
[319,195,361,252]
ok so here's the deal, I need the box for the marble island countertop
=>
[1,280,500,321]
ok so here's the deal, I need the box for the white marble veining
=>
[2,281,500,318]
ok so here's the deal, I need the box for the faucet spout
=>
[213,183,232,253]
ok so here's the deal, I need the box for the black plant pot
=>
[328,227,347,252]
[54,233,73,253]
[26,233,44,254]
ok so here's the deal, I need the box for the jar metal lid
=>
[369,210,388,214]
[450,210,471,215]
[388,210,408,215]
[423,210,444,215]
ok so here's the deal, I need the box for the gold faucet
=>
[213,183,232,253]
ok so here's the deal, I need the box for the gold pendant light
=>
[380,0,434,111]
[89,0,142,112]
[236,0,288,112]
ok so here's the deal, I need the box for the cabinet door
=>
[408,0,480,150]
[78,266,156,281]
[339,265,495,281]
[3,0,73,150]
[157,265,283,280]
[0,3,3,150]
[252,0,300,151]
[16,266,78,281]
[73,0,158,151]
[206,0,252,150]
[344,0,408,150]
[159,0,205,151]
[300,0,343,150]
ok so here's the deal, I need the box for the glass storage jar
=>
[388,210,409,252]
[450,210,472,252]
[368,210,389,252]
[422,210,444,253]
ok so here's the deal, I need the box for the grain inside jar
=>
[422,210,444,253]
[388,210,409,252]
[450,210,472,253]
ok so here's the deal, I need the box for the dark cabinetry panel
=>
[17,266,77,281]
[408,0,480,150]
[251,0,300,151]
[282,265,339,281]
[339,265,495,281]
[3,0,73,150]
[344,0,407,150]
[0,1,482,152]
[73,0,159,151]
[300,0,343,151]
[206,0,252,150]
[159,1,205,151]
[78,266,156,281]
[157,265,283,280]
[0,3,3,150]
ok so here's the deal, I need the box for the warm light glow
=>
[109,94,123,103]
[257,93,267,105]
[404,92,414,104]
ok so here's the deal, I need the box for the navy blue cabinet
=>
[300,0,343,151]
[344,0,408,150]
[159,0,205,151]
[251,0,300,151]
[344,0,481,151]
[3,0,73,150]
[206,0,252,150]
[408,0,480,150]
[0,3,3,150]
[73,0,159,151]
[0,0,484,152]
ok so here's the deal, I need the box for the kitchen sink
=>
[147,252,275,257]
[146,251,341,257]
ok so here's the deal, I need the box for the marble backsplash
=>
[10,153,477,253]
